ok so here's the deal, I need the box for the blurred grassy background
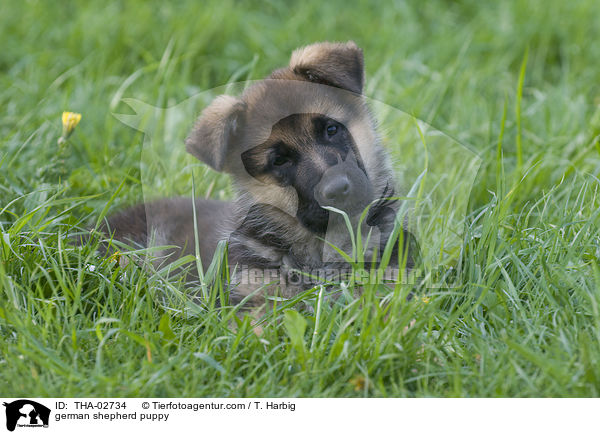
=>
[1,0,600,397]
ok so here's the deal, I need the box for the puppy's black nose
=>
[320,175,351,202]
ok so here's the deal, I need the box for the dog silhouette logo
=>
[2,400,50,431]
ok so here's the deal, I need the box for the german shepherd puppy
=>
[101,41,418,306]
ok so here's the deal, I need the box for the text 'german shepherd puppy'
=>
[102,41,419,306]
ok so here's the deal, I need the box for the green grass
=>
[2,0,600,397]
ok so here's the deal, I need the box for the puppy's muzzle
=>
[319,174,351,203]
[315,160,373,215]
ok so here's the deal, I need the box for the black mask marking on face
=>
[241,113,371,234]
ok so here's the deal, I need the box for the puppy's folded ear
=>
[185,95,245,172]
[290,41,365,94]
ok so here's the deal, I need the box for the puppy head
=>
[186,41,391,233]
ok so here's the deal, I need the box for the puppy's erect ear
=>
[290,41,365,94]
[185,95,245,172]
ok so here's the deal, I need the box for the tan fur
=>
[185,95,245,172]
[288,41,364,94]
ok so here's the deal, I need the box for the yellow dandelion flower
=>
[421,296,431,304]
[109,250,121,265]
[108,250,129,268]
[58,111,82,144]
[349,375,367,391]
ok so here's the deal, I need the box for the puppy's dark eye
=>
[326,124,338,136]
[272,154,291,166]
